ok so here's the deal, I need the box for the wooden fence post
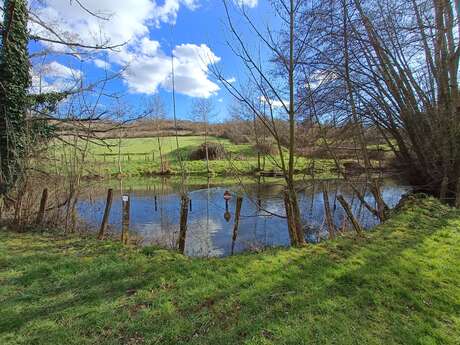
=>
[178,195,189,254]
[337,195,363,236]
[98,188,113,240]
[231,196,243,255]
[35,188,48,225]
[121,194,130,244]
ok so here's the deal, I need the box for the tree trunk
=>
[157,136,164,174]
[0,0,30,195]
[337,195,363,236]
[322,186,335,239]
[440,176,449,202]
[286,0,306,247]
[284,191,299,246]
[370,179,389,221]
[205,118,210,174]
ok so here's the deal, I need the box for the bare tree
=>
[299,0,460,205]
[146,95,168,174]
[211,0,314,246]
[192,98,216,174]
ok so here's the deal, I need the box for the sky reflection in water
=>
[77,179,410,257]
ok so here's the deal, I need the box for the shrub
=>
[189,142,227,161]
[253,142,277,155]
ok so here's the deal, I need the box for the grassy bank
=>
[47,136,336,177]
[1,198,459,344]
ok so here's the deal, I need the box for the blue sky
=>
[28,0,279,122]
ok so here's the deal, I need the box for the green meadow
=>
[49,136,337,178]
[1,197,459,345]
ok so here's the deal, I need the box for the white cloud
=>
[307,70,338,89]
[168,44,220,97]
[260,95,287,109]
[29,1,219,98]
[118,40,220,98]
[225,77,236,84]
[42,61,82,79]
[30,0,198,46]
[31,61,82,93]
[151,0,200,27]
[93,59,111,69]
[234,0,258,8]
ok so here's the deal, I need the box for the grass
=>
[1,197,459,344]
[47,136,336,177]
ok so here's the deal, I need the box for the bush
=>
[253,142,277,155]
[189,142,227,161]
[221,129,250,144]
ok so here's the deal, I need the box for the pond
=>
[77,177,410,257]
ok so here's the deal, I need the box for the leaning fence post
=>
[121,194,130,244]
[35,188,48,225]
[98,188,113,240]
[337,195,363,236]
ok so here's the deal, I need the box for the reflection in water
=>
[77,178,410,257]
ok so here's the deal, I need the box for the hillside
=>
[47,136,336,177]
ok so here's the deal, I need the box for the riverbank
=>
[1,197,459,344]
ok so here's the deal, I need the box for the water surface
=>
[77,177,409,257]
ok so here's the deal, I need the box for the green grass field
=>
[1,197,459,344]
[49,136,336,178]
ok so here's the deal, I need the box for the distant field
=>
[46,135,337,177]
[88,136,228,156]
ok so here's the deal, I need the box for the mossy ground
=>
[1,198,459,344]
